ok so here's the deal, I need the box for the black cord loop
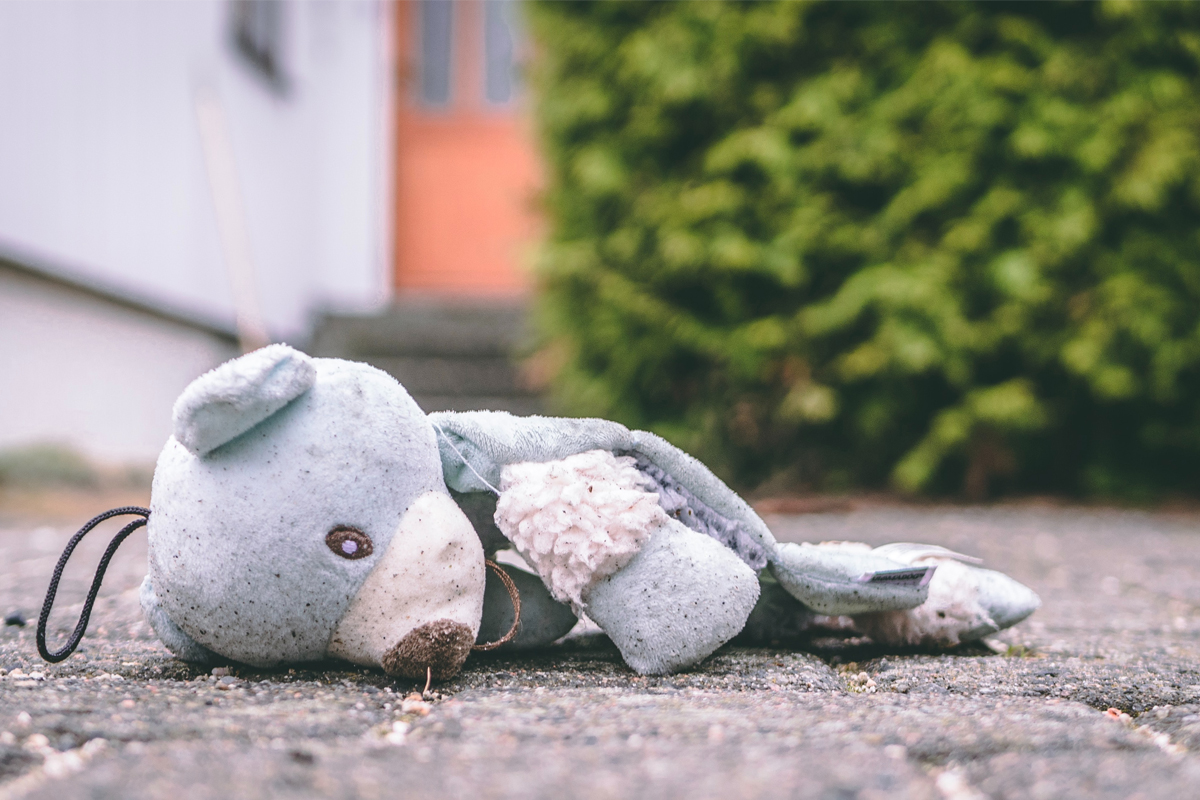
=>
[37,506,150,663]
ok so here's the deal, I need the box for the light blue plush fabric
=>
[583,517,759,674]
[430,412,636,494]
[142,351,1043,677]
[430,411,768,672]
[151,356,449,667]
[429,411,939,621]
[633,455,768,570]
[430,411,780,561]
[139,576,220,665]
[769,542,931,615]
[628,430,780,559]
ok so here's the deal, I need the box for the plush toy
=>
[39,345,1040,680]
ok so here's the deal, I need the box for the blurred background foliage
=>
[0,444,98,489]
[527,0,1200,500]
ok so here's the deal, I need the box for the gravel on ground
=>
[2,493,1200,799]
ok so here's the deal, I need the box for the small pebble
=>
[288,749,315,765]
[400,693,431,716]
[211,667,230,678]
[385,721,410,745]
[1105,707,1132,724]
[3,611,26,628]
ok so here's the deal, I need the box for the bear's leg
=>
[583,517,759,675]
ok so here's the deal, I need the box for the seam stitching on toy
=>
[433,423,501,496]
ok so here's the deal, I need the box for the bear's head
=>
[147,345,485,679]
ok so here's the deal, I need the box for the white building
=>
[0,0,395,462]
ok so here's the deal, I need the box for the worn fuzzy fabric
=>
[429,411,780,561]
[139,576,218,665]
[494,450,668,608]
[426,409,1039,656]
[583,517,760,675]
[853,546,1040,646]
[172,343,316,457]
[852,558,997,646]
[632,455,768,570]
[769,541,932,615]
[150,353,456,667]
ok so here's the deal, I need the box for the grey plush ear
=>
[172,344,316,457]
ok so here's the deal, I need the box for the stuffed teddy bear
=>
[66,345,1038,680]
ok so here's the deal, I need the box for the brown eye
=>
[326,526,373,560]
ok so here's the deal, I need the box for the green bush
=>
[528,0,1200,498]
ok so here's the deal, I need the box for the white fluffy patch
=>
[494,450,668,608]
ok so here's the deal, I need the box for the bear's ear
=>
[173,344,317,457]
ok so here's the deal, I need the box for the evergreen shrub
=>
[528,1,1200,498]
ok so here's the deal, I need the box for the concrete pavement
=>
[2,498,1199,798]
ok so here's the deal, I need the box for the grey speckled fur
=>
[584,518,760,675]
[150,356,448,667]
[139,576,220,665]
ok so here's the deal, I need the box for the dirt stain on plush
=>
[382,618,475,680]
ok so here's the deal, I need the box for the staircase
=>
[308,300,544,416]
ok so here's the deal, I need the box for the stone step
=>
[361,355,524,396]
[308,300,544,415]
[310,302,528,358]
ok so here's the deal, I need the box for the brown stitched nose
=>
[381,619,474,680]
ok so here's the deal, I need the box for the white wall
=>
[0,0,394,342]
[0,266,238,463]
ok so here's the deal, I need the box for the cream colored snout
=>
[327,491,485,676]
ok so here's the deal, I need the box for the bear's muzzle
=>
[326,491,485,678]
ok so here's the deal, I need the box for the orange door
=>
[392,0,541,296]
